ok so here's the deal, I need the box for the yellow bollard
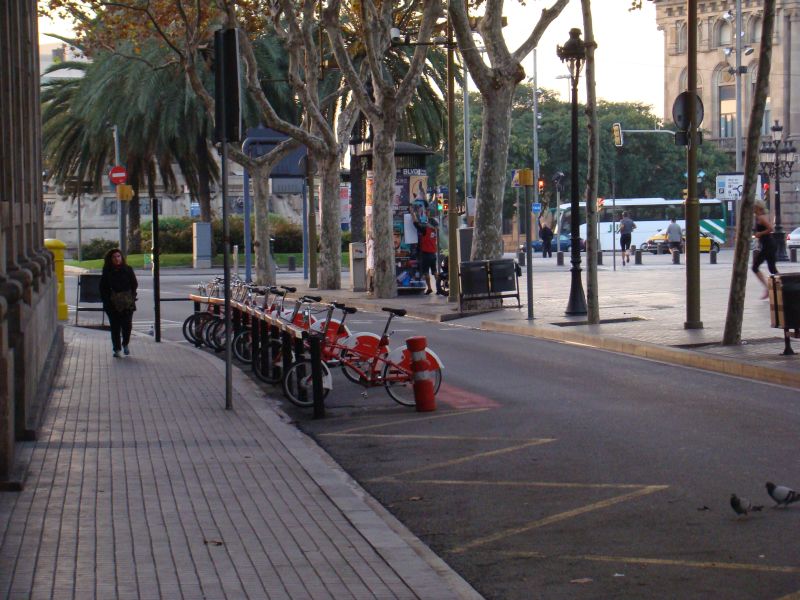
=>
[44,239,69,321]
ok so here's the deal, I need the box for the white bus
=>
[555,197,728,251]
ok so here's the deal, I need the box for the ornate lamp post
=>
[557,28,587,316]
[759,120,797,261]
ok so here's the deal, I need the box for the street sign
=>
[109,165,127,185]
[672,91,704,130]
[715,172,764,201]
[532,202,542,213]
[511,170,521,188]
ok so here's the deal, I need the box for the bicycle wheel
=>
[253,340,284,384]
[183,312,213,346]
[339,334,381,384]
[232,329,252,363]
[282,360,331,408]
[205,317,226,352]
[383,360,442,407]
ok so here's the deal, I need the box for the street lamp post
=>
[557,28,587,316]
[759,120,797,261]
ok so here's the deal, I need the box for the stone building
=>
[1,2,62,485]
[654,0,800,228]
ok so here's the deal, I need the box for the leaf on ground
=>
[570,578,593,584]
[203,539,224,546]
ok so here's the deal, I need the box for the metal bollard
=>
[634,249,642,265]
[791,248,797,263]
[672,249,681,264]
[556,251,564,266]
[710,250,717,264]
[44,239,69,320]
[309,333,325,419]
[597,250,603,265]
[288,255,297,271]
[405,336,436,412]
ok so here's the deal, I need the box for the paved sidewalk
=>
[0,327,479,599]
[283,252,800,389]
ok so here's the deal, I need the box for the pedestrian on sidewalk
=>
[540,222,554,258]
[752,199,778,299]
[666,217,683,252]
[619,211,637,265]
[100,248,138,357]
[411,206,443,295]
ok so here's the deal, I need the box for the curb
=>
[481,320,800,390]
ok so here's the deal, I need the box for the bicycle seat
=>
[382,307,407,317]
[334,303,357,314]
[281,285,297,293]
[301,295,322,303]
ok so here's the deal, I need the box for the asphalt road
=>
[66,270,800,599]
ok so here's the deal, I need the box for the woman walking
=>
[99,248,138,357]
[752,200,778,299]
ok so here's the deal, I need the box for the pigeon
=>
[730,493,763,517]
[766,482,800,508]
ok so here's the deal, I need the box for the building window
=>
[749,69,771,135]
[677,22,687,53]
[102,197,118,215]
[750,17,762,43]
[718,70,736,138]
[44,201,55,216]
[717,20,732,47]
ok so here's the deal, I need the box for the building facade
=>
[0,2,62,485]
[654,0,800,228]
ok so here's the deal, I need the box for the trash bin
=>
[488,259,517,293]
[518,245,526,267]
[768,273,800,355]
[459,261,489,297]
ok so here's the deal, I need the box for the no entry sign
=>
[109,165,127,185]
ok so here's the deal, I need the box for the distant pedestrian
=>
[99,248,138,358]
[539,223,554,258]
[411,207,443,295]
[618,211,637,265]
[752,199,777,299]
[665,217,683,252]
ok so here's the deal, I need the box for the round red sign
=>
[109,165,127,185]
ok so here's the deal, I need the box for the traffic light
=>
[537,178,545,193]
[442,200,449,212]
[762,182,770,198]
[682,188,688,200]
[612,123,623,147]
[596,197,605,210]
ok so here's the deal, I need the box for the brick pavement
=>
[0,327,477,600]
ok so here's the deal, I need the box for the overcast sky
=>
[38,1,665,115]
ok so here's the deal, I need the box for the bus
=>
[555,198,727,251]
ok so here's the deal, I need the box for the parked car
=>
[530,234,585,253]
[640,229,721,254]
[787,227,800,250]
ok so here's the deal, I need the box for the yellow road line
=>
[322,408,489,435]
[499,550,800,575]
[449,485,668,555]
[324,433,522,441]
[385,479,654,490]
[367,439,555,482]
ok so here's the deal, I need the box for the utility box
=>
[193,222,212,269]
[349,242,366,292]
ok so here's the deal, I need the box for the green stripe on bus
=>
[700,219,726,242]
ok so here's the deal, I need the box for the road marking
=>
[324,433,525,441]
[385,479,653,490]
[776,592,800,600]
[449,485,668,555]
[436,383,501,409]
[367,439,555,483]
[321,408,489,435]
[498,551,800,575]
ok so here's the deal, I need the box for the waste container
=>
[768,273,800,355]
[459,261,489,297]
[488,259,517,293]
[518,245,526,266]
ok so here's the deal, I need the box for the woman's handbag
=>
[110,290,135,312]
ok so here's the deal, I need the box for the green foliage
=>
[272,220,303,253]
[80,238,118,260]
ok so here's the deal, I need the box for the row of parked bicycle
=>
[182,277,444,408]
